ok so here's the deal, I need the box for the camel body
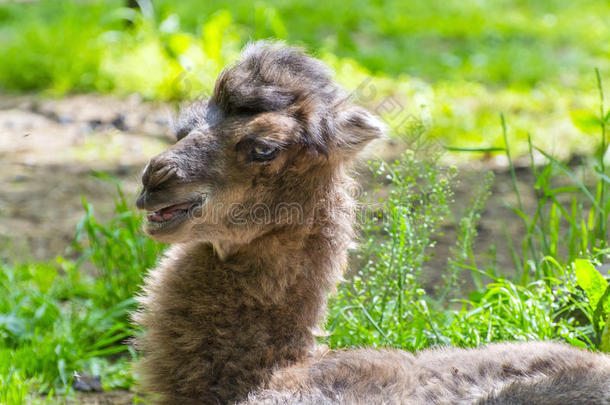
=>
[134,42,610,405]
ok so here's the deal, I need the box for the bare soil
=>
[70,390,135,405]
[0,94,174,261]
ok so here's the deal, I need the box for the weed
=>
[327,72,610,353]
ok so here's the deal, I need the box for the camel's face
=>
[136,101,319,244]
[136,42,383,244]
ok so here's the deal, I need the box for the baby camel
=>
[134,42,610,405]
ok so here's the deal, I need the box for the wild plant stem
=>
[502,116,539,278]
[595,68,607,249]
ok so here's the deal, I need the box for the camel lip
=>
[146,201,196,216]
[138,195,205,214]
[146,210,188,229]
[141,194,207,234]
[145,209,190,234]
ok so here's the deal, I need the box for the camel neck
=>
[137,189,354,404]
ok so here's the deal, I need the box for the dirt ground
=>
[1,94,540,403]
[70,390,135,405]
[0,94,175,261]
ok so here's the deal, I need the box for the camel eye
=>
[251,144,278,162]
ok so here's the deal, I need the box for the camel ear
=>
[334,105,385,155]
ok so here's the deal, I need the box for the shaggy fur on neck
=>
[134,192,353,403]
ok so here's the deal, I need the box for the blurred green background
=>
[1,0,609,156]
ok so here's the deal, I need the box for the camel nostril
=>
[141,158,177,190]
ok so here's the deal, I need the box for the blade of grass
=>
[444,146,506,153]
[534,147,601,211]
[503,120,540,277]
[595,68,607,248]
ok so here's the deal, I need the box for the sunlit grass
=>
[0,1,608,156]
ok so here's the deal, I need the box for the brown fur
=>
[134,41,610,405]
[245,343,610,404]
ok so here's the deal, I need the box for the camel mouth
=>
[144,197,204,234]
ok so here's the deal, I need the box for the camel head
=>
[136,42,384,245]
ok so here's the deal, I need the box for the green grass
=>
[0,185,164,404]
[0,0,608,155]
[2,0,609,87]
